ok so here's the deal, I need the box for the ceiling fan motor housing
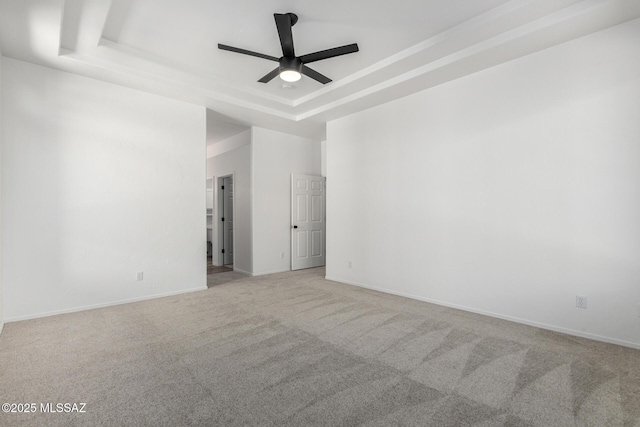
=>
[280,56,302,74]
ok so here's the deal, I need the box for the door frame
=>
[216,173,235,267]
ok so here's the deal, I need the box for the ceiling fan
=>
[218,13,359,84]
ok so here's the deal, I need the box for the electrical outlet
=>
[576,295,587,309]
[280,252,285,259]
[348,261,352,269]
[136,271,144,281]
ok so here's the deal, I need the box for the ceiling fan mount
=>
[218,12,359,84]
[283,12,298,26]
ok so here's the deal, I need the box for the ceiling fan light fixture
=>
[279,56,302,82]
[280,69,301,82]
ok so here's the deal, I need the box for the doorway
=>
[217,175,234,268]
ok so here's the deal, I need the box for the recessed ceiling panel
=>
[106,0,512,98]
[3,0,640,140]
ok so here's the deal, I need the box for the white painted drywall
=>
[208,129,251,158]
[326,19,640,348]
[1,58,207,321]
[206,129,252,274]
[251,127,321,276]
[321,140,327,177]
[206,111,250,158]
[0,51,3,334]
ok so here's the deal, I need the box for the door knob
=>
[293,225,298,229]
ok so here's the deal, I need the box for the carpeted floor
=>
[1,267,639,426]
[207,270,248,288]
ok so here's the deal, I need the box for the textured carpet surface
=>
[1,267,639,426]
[207,270,249,288]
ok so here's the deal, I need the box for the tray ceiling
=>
[1,0,639,140]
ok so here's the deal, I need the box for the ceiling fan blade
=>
[218,44,279,62]
[274,13,295,57]
[301,65,332,84]
[299,43,359,64]
[258,67,280,83]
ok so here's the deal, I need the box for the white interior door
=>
[222,176,234,265]
[291,174,326,270]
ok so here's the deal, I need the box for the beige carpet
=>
[1,267,639,426]
[207,270,249,288]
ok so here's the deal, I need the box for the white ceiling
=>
[2,0,640,143]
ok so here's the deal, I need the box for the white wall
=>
[0,51,3,334]
[206,129,252,274]
[1,58,207,321]
[326,19,640,348]
[252,127,321,275]
[321,140,327,177]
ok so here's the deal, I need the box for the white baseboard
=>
[252,268,291,276]
[325,275,640,350]
[4,286,207,323]
[0,322,4,337]
[233,268,253,276]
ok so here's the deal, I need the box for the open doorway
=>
[217,174,234,268]
[207,177,231,276]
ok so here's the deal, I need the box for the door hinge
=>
[222,249,225,254]
[222,217,225,222]
[221,185,225,190]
